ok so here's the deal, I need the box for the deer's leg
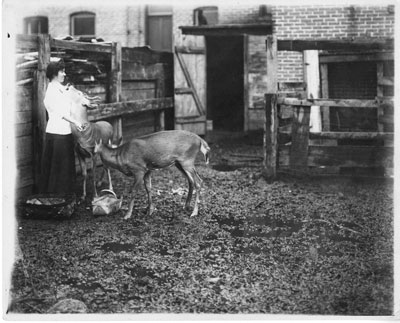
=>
[91,155,98,197]
[175,162,194,210]
[96,166,106,187]
[124,172,144,220]
[77,152,87,200]
[190,168,203,217]
[106,167,113,191]
[143,171,155,216]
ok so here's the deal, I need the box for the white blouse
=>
[43,81,72,135]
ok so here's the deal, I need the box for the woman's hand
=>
[75,122,84,131]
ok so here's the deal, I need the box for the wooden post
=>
[376,62,384,132]
[264,94,278,179]
[263,35,278,180]
[243,34,249,132]
[110,42,122,142]
[154,68,166,132]
[290,106,311,174]
[320,63,330,131]
[32,34,50,192]
[303,50,321,133]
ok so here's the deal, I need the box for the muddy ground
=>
[9,131,393,315]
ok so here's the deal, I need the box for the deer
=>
[94,130,210,219]
[65,84,115,200]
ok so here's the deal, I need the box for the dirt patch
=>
[8,131,393,315]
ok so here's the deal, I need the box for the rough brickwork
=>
[13,4,146,47]
[273,5,395,82]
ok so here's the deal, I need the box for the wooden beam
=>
[16,34,39,51]
[319,52,394,63]
[32,34,51,192]
[243,34,249,132]
[320,63,330,131]
[87,98,174,121]
[277,97,389,108]
[279,130,394,141]
[377,62,384,132]
[174,46,206,55]
[180,24,272,36]
[263,35,278,180]
[50,38,113,53]
[110,42,122,142]
[174,88,193,95]
[279,145,393,168]
[264,94,278,179]
[278,39,394,51]
[266,35,278,94]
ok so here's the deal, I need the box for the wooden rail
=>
[279,131,394,141]
[87,97,174,121]
[277,97,393,108]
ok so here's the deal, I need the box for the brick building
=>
[11,3,395,132]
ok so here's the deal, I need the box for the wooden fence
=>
[15,34,173,197]
[263,35,394,179]
[265,95,394,177]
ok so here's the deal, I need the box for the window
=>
[24,16,48,34]
[193,7,218,26]
[70,12,95,39]
[146,5,172,52]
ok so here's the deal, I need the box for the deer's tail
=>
[200,138,210,165]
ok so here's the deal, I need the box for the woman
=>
[39,60,83,194]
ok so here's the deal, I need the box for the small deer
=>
[94,130,210,219]
[66,84,115,199]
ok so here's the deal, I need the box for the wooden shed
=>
[14,35,173,198]
[175,23,273,135]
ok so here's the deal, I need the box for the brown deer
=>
[94,130,210,219]
[66,84,114,199]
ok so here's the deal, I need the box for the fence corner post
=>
[110,41,122,142]
[263,93,278,180]
[32,34,51,192]
[263,35,278,181]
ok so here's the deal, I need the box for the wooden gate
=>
[174,45,206,135]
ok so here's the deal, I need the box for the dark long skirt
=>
[39,133,76,194]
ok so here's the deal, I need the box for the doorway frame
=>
[205,34,249,132]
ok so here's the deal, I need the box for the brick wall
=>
[273,5,395,82]
[13,4,146,47]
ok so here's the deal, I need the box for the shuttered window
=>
[70,12,95,38]
[146,5,172,52]
[24,16,48,34]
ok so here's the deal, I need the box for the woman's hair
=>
[46,60,66,80]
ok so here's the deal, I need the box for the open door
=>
[174,42,206,135]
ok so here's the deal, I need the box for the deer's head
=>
[65,84,101,109]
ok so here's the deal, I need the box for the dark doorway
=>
[206,36,244,131]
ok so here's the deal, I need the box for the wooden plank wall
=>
[15,35,174,198]
[120,47,174,142]
[15,85,34,197]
